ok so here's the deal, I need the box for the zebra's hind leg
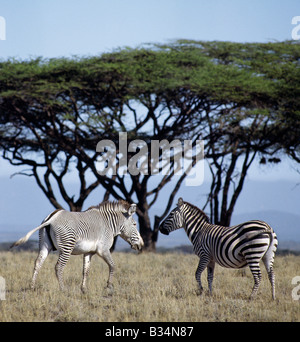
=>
[31,229,52,290]
[262,255,276,300]
[31,246,50,290]
[262,235,277,300]
[266,267,275,300]
[81,253,93,294]
[247,261,262,300]
[55,250,72,291]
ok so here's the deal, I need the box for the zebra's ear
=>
[128,203,137,216]
[177,197,184,207]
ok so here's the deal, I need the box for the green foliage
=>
[1,40,299,123]
[0,40,299,247]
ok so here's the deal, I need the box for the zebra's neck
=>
[96,207,124,237]
[182,203,209,241]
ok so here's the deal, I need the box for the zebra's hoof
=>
[107,283,114,290]
[196,287,204,296]
[104,283,114,295]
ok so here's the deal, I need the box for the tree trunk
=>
[138,211,156,251]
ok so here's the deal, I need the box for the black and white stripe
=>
[11,200,144,293]
[159,197,278,299]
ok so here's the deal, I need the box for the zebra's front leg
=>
[195,257,209,295]
[99,250,115,291]
[81,253,93,294]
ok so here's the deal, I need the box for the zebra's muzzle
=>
[132,244,142,251]
[131,237,144,251]
[159,227,169,235]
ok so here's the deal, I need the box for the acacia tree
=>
[0,52,206,250]
[202,109,277,226]
[0,58,101,211]
[1,40,299,250]
[180,40,300,225]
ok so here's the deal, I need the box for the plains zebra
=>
[11,200,144,293]
[159,198,278,299]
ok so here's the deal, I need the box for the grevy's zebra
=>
[159,198,278,299]
[11,200,144,293]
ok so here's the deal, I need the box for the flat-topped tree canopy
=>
[1,40,299,250]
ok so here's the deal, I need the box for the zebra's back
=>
[198,220,276,268]
[47,209,108,253]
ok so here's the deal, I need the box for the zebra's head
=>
[120,203,144,251]
[159,197,185,235]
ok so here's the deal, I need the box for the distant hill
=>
[156,210,300,252]
[0,240,38,252]
[0,210,300,252]
[1,209,300,252]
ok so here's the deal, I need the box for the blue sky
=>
[0,1,300,241]
[0,0,299,59]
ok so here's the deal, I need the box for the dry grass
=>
[0,251,299,322]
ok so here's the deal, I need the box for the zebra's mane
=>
[183,201,210,223]
[85,200,131,212]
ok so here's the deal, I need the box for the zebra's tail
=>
[10,222,50,248]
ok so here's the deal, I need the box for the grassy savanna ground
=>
[0,251,299,322]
